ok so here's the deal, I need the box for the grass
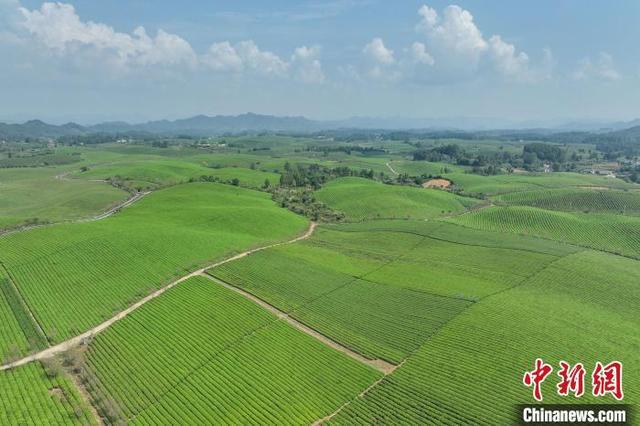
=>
[494,188,640,215]
[331,250,640,424]
[445,171,637,196]
[74,158,279,190]
[210,222,571,363]
[0,362,96,425]
[387,160,463,176]
[448,205,640,259]
[0,166,128,231]
[314,177,479,221]
[0,183,308,345]
[84,276,381,424]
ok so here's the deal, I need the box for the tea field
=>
[449,205,640,258]
[83,276,380,424]
[331,250,640,424]
[0,362,96,425]
[315,177,479,221]
[0,183,308,348]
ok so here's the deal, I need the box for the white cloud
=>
[18,2,197,69]
[573,52,621,81]
[413,4,544,82]
[14,2,295,79]
[416,4,487,64]
[235,40,289,76]
[488,35,529,79]
[410,42,434,66]
[202,40,288,76]
[202,41,244,72]
[363,37,395,64]
[416,5,438,31]
[291,46,325,83]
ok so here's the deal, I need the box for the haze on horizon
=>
[0,0,639,125]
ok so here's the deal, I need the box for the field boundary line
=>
[385,161,399,176]
[442,217,640,262]
[325,221,581,257]
[204,274,395,375]
[0,262,49,349]
[0,222,317,372]
[66,367,103,425]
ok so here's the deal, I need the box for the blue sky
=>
[1,0,639,124]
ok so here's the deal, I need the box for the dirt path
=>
[385,161,399,176]
[205,274,395,375]
[0,223,317,372]
[85,191,149,222]
[441,201,494,219]
[67,367,103,425]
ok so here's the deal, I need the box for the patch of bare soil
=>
[422,178,452,189]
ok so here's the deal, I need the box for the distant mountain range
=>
[0,113,325,139]
[2,112,640,139]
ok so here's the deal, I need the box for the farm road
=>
[1,222,317,372]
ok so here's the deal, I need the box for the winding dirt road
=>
[0,185,149,238]
[0,223,317,372]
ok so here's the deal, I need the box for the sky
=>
[0,0,639,125]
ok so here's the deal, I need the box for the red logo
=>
[523,360,623,401]
[523,358,553,402]
[592,361,624,400]
[557,361,586,397]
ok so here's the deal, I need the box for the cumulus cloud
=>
[8,1,325,82]
[18,2,197,69]
[488,35,529,79]
[360,37,402,82]
[291,46,325,83]
[412,4,545,82]
[416,4,487,64]
[410,42,434,66]
[363,37,395,64]
[573,52,621,81]
[233,40,289,76]
[202,41,244,72]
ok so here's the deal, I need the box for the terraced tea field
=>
[74,158,279,190]
[0,183,308,349]
[444,171,635,196]
[331,250,640,424]
[1,138,639,425]
[210,222,576,363]
[315,177,479,221]
[0,362,96,425]
[0,271,33,362]
[84,276,380,424]
[495,188,640,214]
[449,205,640,258]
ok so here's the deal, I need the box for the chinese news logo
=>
[523,358,623,402]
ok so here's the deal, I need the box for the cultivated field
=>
[0,166,128,231]
[315,177,479,221]
[84,276,381,424]
[0,183,307,349]
[331,250,640,424]
[1,135,639,424]
[0,362,96,424]
[449,205,640,259]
